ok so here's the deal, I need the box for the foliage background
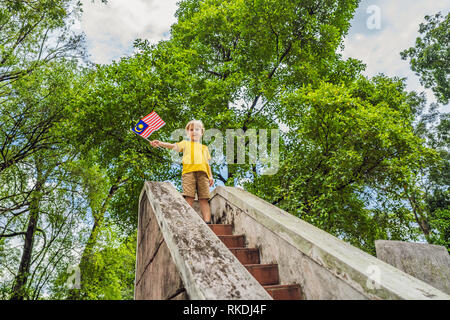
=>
[0,0,448,299]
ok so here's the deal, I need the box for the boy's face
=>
[187,124,203,141]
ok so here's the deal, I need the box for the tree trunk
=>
[10,160,44,300]
[68,178,124,299]
[405,186,432,243]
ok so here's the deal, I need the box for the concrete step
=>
[263,284,303,300]
[208,224,233,235]
[228,248,260,264]
[244,264,279,285]
[218,235,246,248]
[213,222,302,299]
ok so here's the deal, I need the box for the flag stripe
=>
[152,121,165,130]
[142,130,153,138]
[143,113,165,128]
[141,126,152,138]
[143,127,161,138]
[142,111,155,120]
[134,111,165,138]
[143,126,154,138]
[142,121,165,138]
[145,113,161,123]
[149,119,164,127]
[147,117,164,127]
[143,112,157,123]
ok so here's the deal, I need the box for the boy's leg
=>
[199,199,211,223]
[185,196,195,207]
[182,173,196,206]
[197,172,212,223]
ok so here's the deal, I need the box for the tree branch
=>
[0,231,27,238]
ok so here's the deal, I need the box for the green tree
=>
[56,52,187,298]
[5,0,447,300]
[0,0,104,299]
[401,12,450,104]
[60,0,363,263]
[0,60,91,300]
[169,0,361,182]
[401,11,449,250]
[51,222,136,300]
[0,0,84,86]
[0,0,86,173]
[245,76,438,253]
[409,100,449,249]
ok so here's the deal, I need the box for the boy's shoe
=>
[205,221,212,224]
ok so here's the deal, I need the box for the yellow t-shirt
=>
[176,140,212,179]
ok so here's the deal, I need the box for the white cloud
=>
[341,0,450,111]
[78,0,179,64]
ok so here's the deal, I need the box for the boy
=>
[150,120,214,224]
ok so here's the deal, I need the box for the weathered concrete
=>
[210,186,450,300]
[135,182,272,300]
[135,191,188,300]
[375,240,450,294]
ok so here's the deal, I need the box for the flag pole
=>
[131,111,166,149]
[130,129,164,150]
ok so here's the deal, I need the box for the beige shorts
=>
[182,171,210,199]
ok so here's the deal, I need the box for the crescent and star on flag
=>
[131,111,165,148]
[133,120,148,134]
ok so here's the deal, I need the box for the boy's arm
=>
[207,161,214,186]
[151,140,180,151]
[205,147,213,186]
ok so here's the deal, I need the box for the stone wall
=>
[135,182,450,300]
[375,240,450,294]
[134,190,188,300]
[209,186,450,300]
[134,181,272,300]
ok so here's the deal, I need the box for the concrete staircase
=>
[209,223,302,300]
[135,182,450,300]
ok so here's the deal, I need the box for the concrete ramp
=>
[135,182,450,300]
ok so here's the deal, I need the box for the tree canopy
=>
[1,0,448,300]
[401,12,450,104]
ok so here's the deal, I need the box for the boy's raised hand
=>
[150,140,160,148]
[209,178,214,187]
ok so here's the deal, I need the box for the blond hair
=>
[185,119,205,134]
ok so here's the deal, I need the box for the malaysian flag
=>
[131,111,165,139]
